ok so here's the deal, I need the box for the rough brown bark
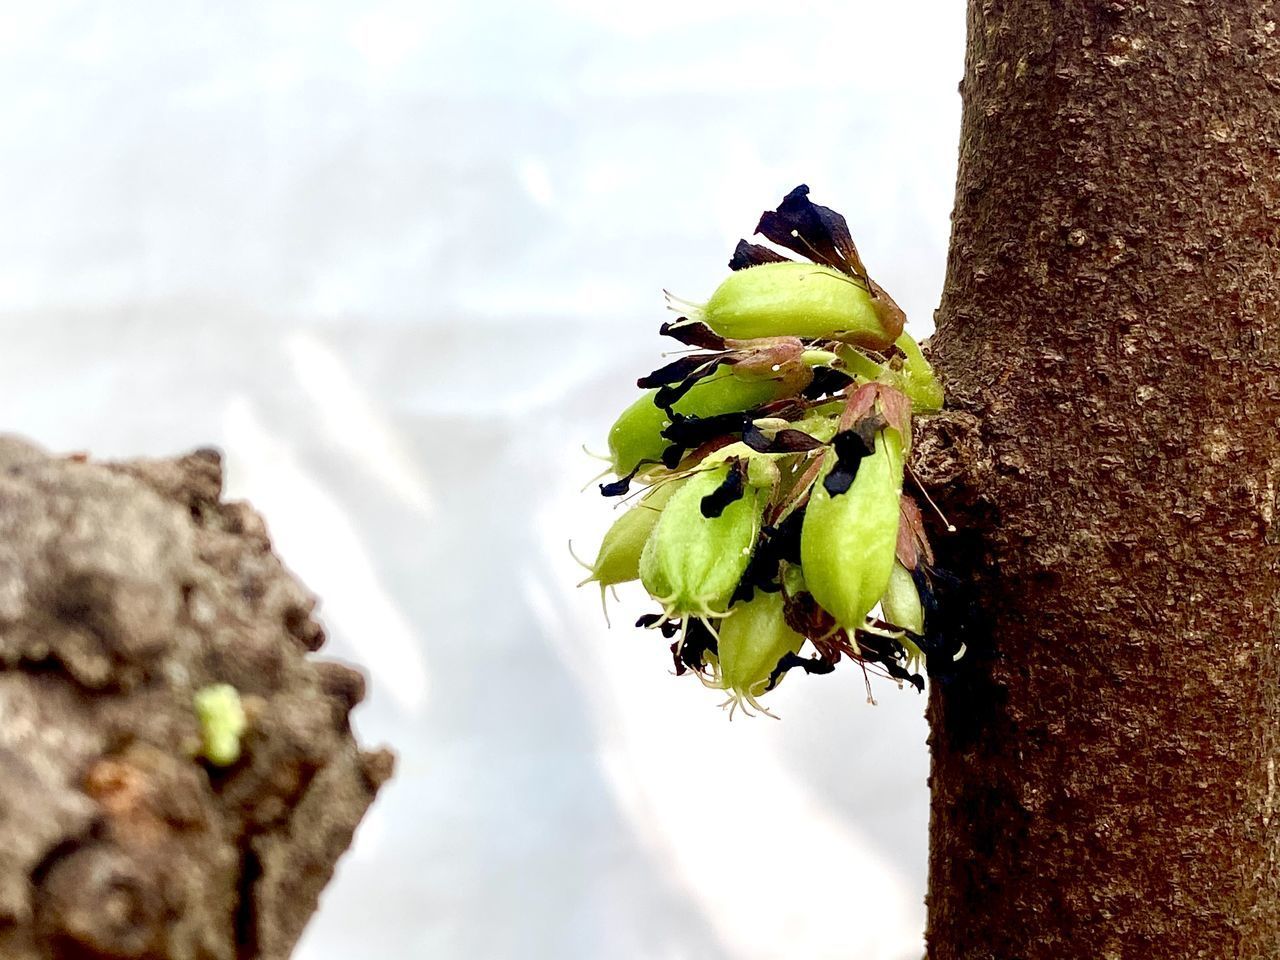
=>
[922,2,1280,956]
[0,437,393,960]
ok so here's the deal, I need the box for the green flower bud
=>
[194,683,247,767]
[880,561,927,675]
[881,561,924,635]
[640,462,764,621]
[694,262,902,349]
[713,589,805,717]
[800,428,904,632]
[577,482,681,600]
[893,332,944,413]
[697,439,785,491]
[745,453,781,491]
[607,372,791,476]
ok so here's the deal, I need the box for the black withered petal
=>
[822,421,880,496]
[854,630,926,692]
[836,419,880,459]
[729,575,781,606]
[600,462,646,497]
[731,510,805,603]
[771,510,806,563]
[742,424,825,454]
[802,367,855,399]
[661,444,686,469]
[911,566,937,613]
[687,617,718,658]
[907,566,971,680]
[854,628,894,659]
[658,406,787,469]
[699,459,746,518]
[660,321,728,351]
[765,651,837,692]
[661,411,753,448]
[730,566,770,606]
[654,362,729,408]
[754,185,868,280]
[671,619,719,676]
[637,613,684,639]
[729,239,791,271]
[890,662,925,692]
[638,354,721,389]
[739,420,770,452]
[822,462,859,496]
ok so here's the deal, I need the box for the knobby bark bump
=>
[0,437,393,960]
[924,1,1280,956]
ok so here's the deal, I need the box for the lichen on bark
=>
[0,436,393,960]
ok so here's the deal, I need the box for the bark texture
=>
[0,437,393,960]
[924,2,1280,957]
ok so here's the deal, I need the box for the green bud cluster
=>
[581,186,952,716]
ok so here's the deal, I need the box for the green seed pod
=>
[881,561,924,635]
[800,428,904,632]
[696,262,903,349]
[894,332,944,414]
[194,683,247,767]
[714,589,805,717]
[880,561,926,675]
[640,463,764,620]
[578,482,680,593]
[608,372,791,476]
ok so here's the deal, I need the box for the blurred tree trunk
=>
[0,441,391,960]
[923,1,1280,956]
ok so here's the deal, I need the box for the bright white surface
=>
[0,2,963,957]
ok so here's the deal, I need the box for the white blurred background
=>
[0,2,964,957]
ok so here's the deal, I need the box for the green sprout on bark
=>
[580,185,960,717]
[195,683,247,766]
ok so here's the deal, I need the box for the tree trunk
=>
[924,1,1280,956]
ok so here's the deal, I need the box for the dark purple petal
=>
[659,321,728,351]
[699,460,747,518]
[728,239,791,271]
[742,424,824,454]
[637,354,721,388]
[765,651,837,692]
[853,630,925,692]
[599,463,645,497]
[755,185,869,281]
[653,362,729,408]
[731,510,805,603]
[660,411,753,448]
[802,367,855,399]
[822,421,881,496]
[671,619,718,675]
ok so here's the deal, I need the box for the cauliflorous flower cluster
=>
[579,186,958,716]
